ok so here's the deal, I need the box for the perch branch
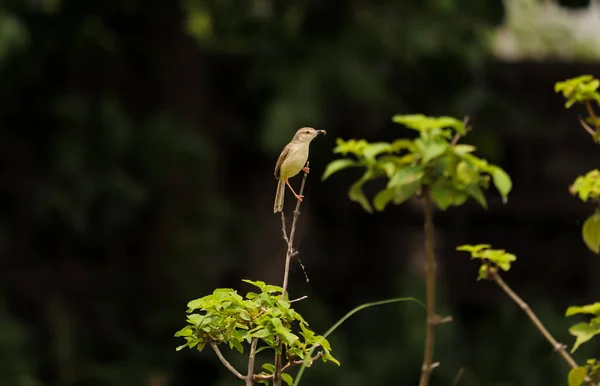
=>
[491,271,594,384]
[209,341,245,381]
[275,162,310,386]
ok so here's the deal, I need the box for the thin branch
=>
[280,161,309,299]
[451,367,465,386]
[578,116,597,138]
[254,352,324,381]
[585,101,600,135]
[418,191,438,386]
[289,295,308,303]
[209,341,245,381]
[491,272,594,384]
[275,161,310,386]
[451,116,471,146]
[245,339,258,386]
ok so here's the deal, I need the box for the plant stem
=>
[209,341,245,381]
[585,101,600,135]
[418,191,438,386]
[491,272,581,369]
[246,339,258,386]
[274,162,310,386]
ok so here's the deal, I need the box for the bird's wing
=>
[274,144,291,179]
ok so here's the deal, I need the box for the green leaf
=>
[261,363,275,373]
[477,264,489,281]
[453,144,476,154]
[431,183,468,210]
[362,142,393,163]
[464,185,487,209]
[456,244,492,253]
[322,159,360,181]
[415,139,448,164]
[569,321,600,353]
[489,166,512,203]
[373,188,395,212]
[566,303,600,317]
[582,212,600,254]
[388,165,424,188]
[373,181,420,211]
[568,367,588,386]
[349,169,376,213]
[282,373,294,386]
[455,161,479,185]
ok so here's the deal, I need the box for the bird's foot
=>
[294,194,304,202]
[301,167,310,174]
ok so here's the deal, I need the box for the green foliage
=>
[582,212,600,255]
[569,168,600,254]
[568,359,600,386]
[176,280,339,381]
[570,170,600,203]
[555,75,600,109]
[456,244,517,280]
[322,114,512,213]
[565,303,600,354]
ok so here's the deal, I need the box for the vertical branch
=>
[419,191,437,386]
[274,162,310,386]
[246,338,258,386]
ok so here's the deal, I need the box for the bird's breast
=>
[280,145,309,178]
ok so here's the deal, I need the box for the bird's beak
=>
[317,130,327,135]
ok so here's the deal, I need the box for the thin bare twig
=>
[245,339,258,386]
[274,161,310,386]
[209,341,245,381]
[419,191,438,386]
[491,272,594,384]
[585,101,600,135]
[578,116,596,138]
[451,116,471,146]
[451,367,465,386]
[289,295,308,303]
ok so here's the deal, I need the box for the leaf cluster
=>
[566,303,600,354]
[569,170,600,254]
[568,359,600,386]
[555,75,600,109]
[322,114,512,213]
[175,280,339,382]
[571,170,600,203]
[456,244,517,281]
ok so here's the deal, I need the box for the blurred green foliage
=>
[322,114,511,212]
[0,1,595,386]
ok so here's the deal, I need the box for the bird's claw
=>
[295,194,304,202]
[301,167,310,174]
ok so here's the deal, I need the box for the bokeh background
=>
[1,0,600,385]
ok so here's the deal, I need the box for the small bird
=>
[274,127,327,213]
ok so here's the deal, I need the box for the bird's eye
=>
[304,130,310,134]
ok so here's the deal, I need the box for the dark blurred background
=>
[1,1,600,385]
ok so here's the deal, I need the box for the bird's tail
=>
[274,178,285,213]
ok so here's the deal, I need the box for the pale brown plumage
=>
[273,127,326,213]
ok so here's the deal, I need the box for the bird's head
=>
[293,127,327,143]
